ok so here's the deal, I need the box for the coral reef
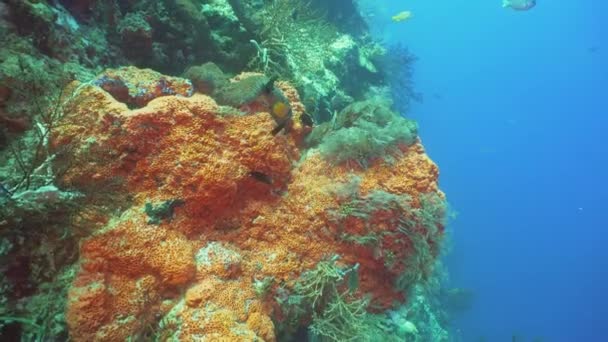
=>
[0,1,441,340]
[0,0,418,135]
[43,66,445,340]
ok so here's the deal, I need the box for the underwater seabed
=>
[0,0,455,341]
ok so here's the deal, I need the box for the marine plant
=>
[327,177,446,293]
[0,58,89,341]
[0,59,87,234]
[395,193,447,291]
[276,255,361,340]
[328,176,411,226]
[247,0,338,78]
[278,253,435,342]
[308,292,370,342]
[315,99,418,167]
[380,43,422,116]
[1,58,77,192]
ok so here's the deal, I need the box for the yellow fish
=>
[392,11,412,22]
[272,101,290,120]
[263,76,293,135]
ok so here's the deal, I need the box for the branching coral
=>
[292,255,351,310]
[276,255,362,340]
[248,0,338,78]
[309,292,369,342]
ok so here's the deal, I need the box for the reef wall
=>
[50,67,445,340]
[0,1,446,341]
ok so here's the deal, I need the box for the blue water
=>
[367,1,608,340]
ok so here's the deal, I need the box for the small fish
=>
[391,11,412,22]
[300,112,314,127]
[272,101,291,121]
[249,171,273,185]
[502,0,536,11]
[263,77,293,135]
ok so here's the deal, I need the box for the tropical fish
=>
[249,171,273,185]
[391,11,412,22]
[263,77,293,135]
[272,101,290,121]
[300,112,314,127]
[502,0,536,11]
